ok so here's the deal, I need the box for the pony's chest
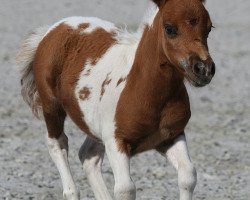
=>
[115,87,191,155]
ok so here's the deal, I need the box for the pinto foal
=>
[18,0,215,199]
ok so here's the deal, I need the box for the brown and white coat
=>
[18,0,215,199]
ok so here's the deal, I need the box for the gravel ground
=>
[0,0,249,199]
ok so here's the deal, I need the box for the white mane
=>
[116,1,159,45]
[139,1,159,29]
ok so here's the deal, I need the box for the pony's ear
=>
[151,0,167,8]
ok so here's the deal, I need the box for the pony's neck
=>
[128,14,184,106]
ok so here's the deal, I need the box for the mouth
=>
[185,73,212,87]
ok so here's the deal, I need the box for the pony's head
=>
[152,0,215,87]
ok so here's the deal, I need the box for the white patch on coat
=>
[75,37,139,140]
[43,3,159,46]
[45,16,117,36]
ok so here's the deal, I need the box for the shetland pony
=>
[17,0,215,199]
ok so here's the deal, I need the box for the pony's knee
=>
[82,156,101,175]
[79,148,103,175]
[47,133,68,152]
[114,180,136,200]
[178,164,197,192]
[78,139,104,174]
[47,133,68,153]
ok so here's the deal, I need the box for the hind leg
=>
[44,107,80,200]
[79,137,112,200]
[157,134,197,200]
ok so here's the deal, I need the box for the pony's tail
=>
[16,26,49,119]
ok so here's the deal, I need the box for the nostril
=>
[211,62,216,76]
[193,62,205,76]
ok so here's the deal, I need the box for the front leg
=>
[157,134,197,200]
[104,138,136,200]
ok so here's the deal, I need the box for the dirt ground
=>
[0,0,249,199]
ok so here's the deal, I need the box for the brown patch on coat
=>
[116,77,126,87]
[33,22,116,139]
[78,23,90,30]
[100,74,111,101]
[83,68,91,76]
[79,87,91,101]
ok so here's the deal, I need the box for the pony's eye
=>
[165,24,177,37]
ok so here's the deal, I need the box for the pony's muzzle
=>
[192,59,215,78]
[184,56,216,87]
